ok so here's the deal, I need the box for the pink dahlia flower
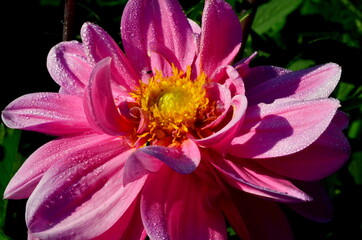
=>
[2,0,350,239]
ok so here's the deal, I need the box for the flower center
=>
[131,66,210,144]
[157,87,194,121]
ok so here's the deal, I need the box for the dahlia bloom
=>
[2,0,350,239]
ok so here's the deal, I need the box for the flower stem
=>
[63,0,76,41]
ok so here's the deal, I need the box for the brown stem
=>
[63,0,76,41]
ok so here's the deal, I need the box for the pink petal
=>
[210,153,311,202]
[47,41,91,97]
[27,232,39,240]
[255,123,350,181]
[124,139,201,185]
[141,167,227,240]
[93,197,144,240]
[1,92,90,136]
[240,65,291,90]
[247,63,342,105]
[201,82,232,130]
[221,190,294,240]
[198,0,242,77]
[148,42,182,70]
[4,132,113,199]
[81,22,139,91]
[229,98,340,158]
[84,57,133,136]
[27,140,146,239]
[121,0,196,74]
[194,95,247,152]
[188,18,201,35]
[212,65,245,96]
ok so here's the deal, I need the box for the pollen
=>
[131,65,210,144]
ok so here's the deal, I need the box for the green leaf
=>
[348,152,362,185]
[336,82,357,101]
[40,0,61,6]
[300,0,362,48]
[0,231,11,240]
[96,0,127,7]
[348,118,362,140]
[252,0,302,35]
[287,58,316,71]
[0,124,24,231]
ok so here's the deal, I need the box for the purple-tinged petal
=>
[333,110,349,130]
[47,41,91,97]
[141,167,227,240]
[288,181,333,223]
[84,57,133,136]
[4,132,114,199]
[121,0,196,75]
[81,22,139,91]
[233,51,258,76]
[1,92,90,136]
[255,123,350,181]
[240,65,291,90]
[229,98,340,158]
[210,153,311,202]
[124,139,200,185]
[27,140,146,240]
[198,0,242,77]
[194,95,247,152]
[221,190,294,240]
[247,63,342,105]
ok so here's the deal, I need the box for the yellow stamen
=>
[131,65,210,144]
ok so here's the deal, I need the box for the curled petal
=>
[202,82,232,129]
[148,42,182,70]
[141,167,227,240]
[198,0,242,77]
[194,95,247,152]
[229,98,340,158]
[124,139,201,185]
[27,141,145,240]
[84,57,133,136]
[47,41,91,96]
[81,22,139,91]
[247,63,342,105]
[212,65,245,96]
[2,92,90,136]
[4,132,113,199]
